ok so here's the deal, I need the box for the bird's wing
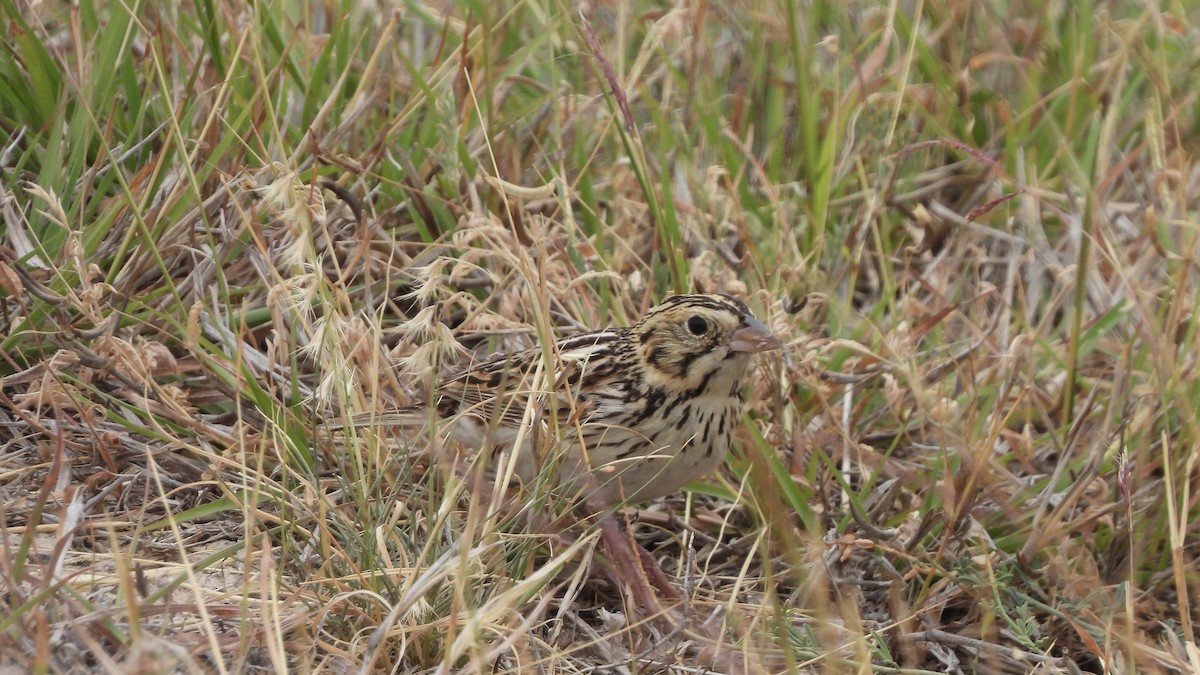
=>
[341,328,625,432]
[442,329,635,429]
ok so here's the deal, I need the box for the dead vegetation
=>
[3,1,1200,673]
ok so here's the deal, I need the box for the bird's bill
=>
[728,316,782,353]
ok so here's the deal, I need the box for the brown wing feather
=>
[432,330,620,426]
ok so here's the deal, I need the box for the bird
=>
[354,293,781,614]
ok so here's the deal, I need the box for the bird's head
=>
[632,294,781,396]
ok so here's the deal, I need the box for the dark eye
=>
[686,315,708,335]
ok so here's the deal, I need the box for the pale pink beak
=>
[728,316,782,353]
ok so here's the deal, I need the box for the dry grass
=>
[3,1,1200,673]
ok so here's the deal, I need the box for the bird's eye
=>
[686,315,708,335]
